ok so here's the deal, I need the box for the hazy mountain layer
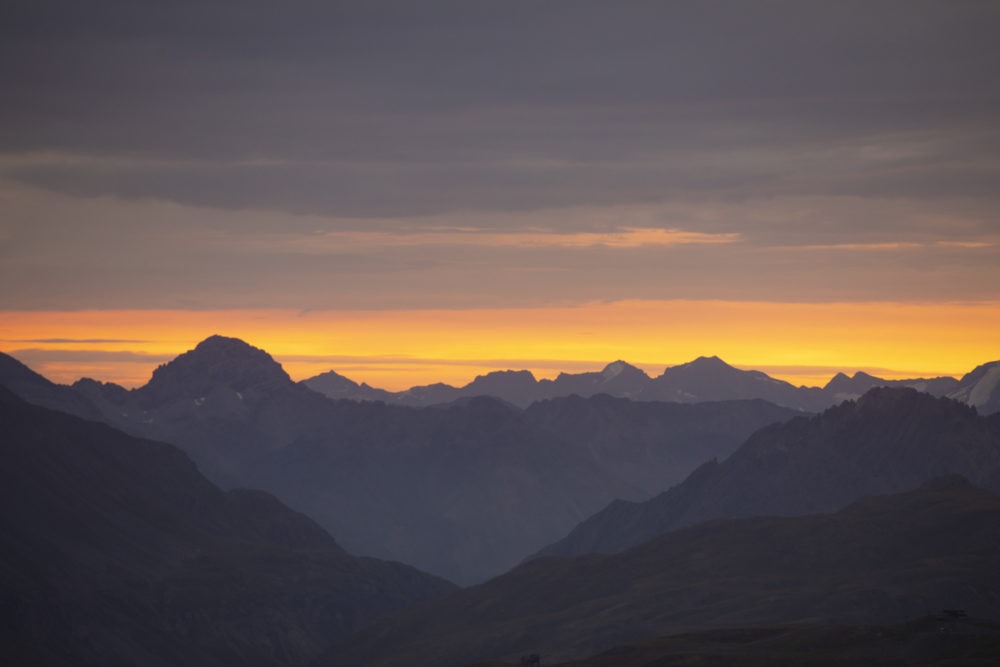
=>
[3,339,996,582]
[302,354,996,413]
[303,359,652,407]
[12,336,797,584]
[0,388,454,667]
[327,477,1000,667]
[248,394,800,583]
[537,387,1000,559]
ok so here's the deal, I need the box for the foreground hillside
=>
[327,477,1000,667]
[538,387,1000,558]
[0,388,453,667]
[544,616,1000,667]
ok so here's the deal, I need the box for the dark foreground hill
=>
[326,477,1000,667]
[0,388,454,667]
[537,387,1000,559]
[7,337,800,584]
[0,351,101,420]
[543,616,1000,667]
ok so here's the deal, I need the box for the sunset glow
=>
[3,4,1000,397]
[3,300,997,390]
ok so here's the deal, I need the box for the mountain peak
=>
[601,360,630,379]
[469,369,537,385]
[690,355,728,367]
[660,355,742,379]
[824,370,885,393]
[949,360,1000,414]
[192,334,259,354]
[139,335,293,402]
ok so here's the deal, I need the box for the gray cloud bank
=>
[1,1,999,309]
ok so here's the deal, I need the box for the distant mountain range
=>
[3,336,1000,665]
[535,387,1000,560]
[1,336,998,584]
[328,476,1000,667]
[0,388,453,667]
[0,336,801,584]
[303,354,1000,414]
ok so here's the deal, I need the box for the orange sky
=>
[2,300,997,390]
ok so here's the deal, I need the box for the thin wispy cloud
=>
[792,240,997,252]
[257,227,742,252]
[9,338,150,344]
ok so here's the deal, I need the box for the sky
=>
[2,1,999,390]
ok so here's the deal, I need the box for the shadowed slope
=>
[549,616,1000,667]
[538,387,1000,559]
[0,388,454,667]
[0,351,101,419]
[326,477,1000,667]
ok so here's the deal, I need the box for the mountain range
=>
[1,337,998,585]
[303,354,1000,414]
[0,387,453,666]
[1,337,800,583]
[328,476,1000,666]
[536,386,1000,559]
[3,335,1000,665]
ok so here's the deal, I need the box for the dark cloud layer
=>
[2,1,999,219]
[2,2,999,310]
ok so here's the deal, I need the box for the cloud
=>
[791,240,997,252]
[1,2,999,218]
[249,227,742,252]
[1,3,999,311]
[2,181,999,311]
[10,338,149,344]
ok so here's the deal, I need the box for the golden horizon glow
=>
[1,300,998,390]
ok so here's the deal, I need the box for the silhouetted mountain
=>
[301,354,1000,414]
[71,335,335,485]
[949,360,1000,416]
[138,334,295,403]
[536,387,1000,559]
[542,360,650,399]
[825,369,960,402]
[394,381,462,406]
[327,477,1000,667]
[0,351,100,419]
[636,355,828,410]
[301,369,394,402]
[0,388,453,667]
[304,364,652,408]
